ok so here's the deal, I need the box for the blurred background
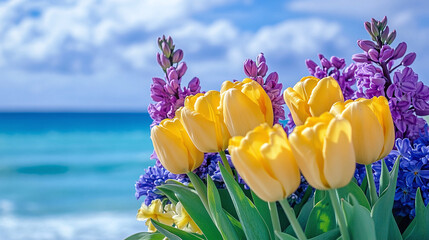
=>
[0,0,428,239]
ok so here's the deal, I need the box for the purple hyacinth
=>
[135,165,182,205]
[243,53,286,124]
[148,36,202,126]
[305,54,357,100]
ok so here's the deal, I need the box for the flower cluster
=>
[243,53,285,124]
[148,35,202,126]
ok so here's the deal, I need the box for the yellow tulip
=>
[137,199,175,232]
[283,76,344,125]
[151,118,204,174]
[172,202,202,234]
[330,96,395,165]
[220,78,274,137]
[177,90,231,152]
[228,123,300,202]
[289,113,355,190]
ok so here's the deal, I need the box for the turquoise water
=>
[0,113,153,239]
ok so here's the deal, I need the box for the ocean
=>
[0,113,154,240]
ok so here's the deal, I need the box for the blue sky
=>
[0,0,428,111]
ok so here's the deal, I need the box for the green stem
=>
[365,164,378,206]
[269,202,281,240]
[328,189,350,240]
[186,172,209,212]
[218,150,234,176]
[279,198,307,240]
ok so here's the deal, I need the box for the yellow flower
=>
[177,91,231,152]
[283,76,344,125]
[220,78,274,137]
[137,199,174,232]
[172,202,202,234]
[151,118,204,174]
[330,96,395,165]
[228,123,300,202]
[289,113,356,190]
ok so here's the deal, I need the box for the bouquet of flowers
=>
[127,16,429,240]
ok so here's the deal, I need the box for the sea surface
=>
[0,113,154,239]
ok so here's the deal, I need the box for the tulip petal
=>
[284,88,310,125]
[241,81,274,126]
[308,77,344,117]
[323,117,356,189]
[223,88,265,137]
[293,76,318,102]
[342,102,384,165]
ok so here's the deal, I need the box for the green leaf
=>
[276,231,298,240]
[207,176,240,240]
[336,181,371,211]
[371,156,400,240]
[305,192,336,238]
[314,189,326,205]
[388,213,402,240]
[219,164,272,240]
[251,190,274,238]
[157,184,222,240]
[402,188,429,240]
[219,189,239,219]
[293,186,313,216]
[342,197,376,240]
[308,228,340,240]
[151,219,205,240]
[225,210,246,239]
[157,183,179,204]
[124,232,165,240]
[285,197,313,235]
[379,159,390,195]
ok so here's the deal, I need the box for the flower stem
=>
[218,150,234,176]
[269,202,281,240]
[365,164,378,206]
[328,189,350,240]
[279,198,307,240]
[186,172,209,212]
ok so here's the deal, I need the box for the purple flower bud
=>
[305,59,318,72]
[352,53,369,63]
[393,42,407,59]
[157,37,162,49]
[386,30,396,45]
[244,59,258,77]
[379,45,394,62]
[402,52,416,66]
[368,49,379,62]
[256,53,266,65]
[257,62,268,77]
[320,57,331,69]
[357,40,376,52]
[152,77,165,86]
[266,72,279,83]
[188,77,201,93]
[161,42,171,58]
[364,22,372,36]
[380,16,387,29]
[156,53,162,67]
[160,54,171,69]
[255,76,264,86]
[167,36,174,49]
[330,56,345,69]
[176,62,187,78]
[172,49,184,63]
[371,21,379,37]
[167,67,178,81]
[381,26,389,42]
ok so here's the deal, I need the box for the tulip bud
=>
[393,42,407,59]
[244,59,258,77]
[402,52,416,66]
[178,91,231,152]
[221,78,274,137]
[283,76,344,126]
[172,49,184,63]
[151,118,204,174]
[229,124,300,202]
[330,96,395,165]
[386,30,396,45]
[289,113,356,190]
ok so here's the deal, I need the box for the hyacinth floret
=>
[243,53,285,124]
